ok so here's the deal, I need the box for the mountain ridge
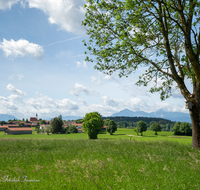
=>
[0,114,18,121]
[111,109,191,123]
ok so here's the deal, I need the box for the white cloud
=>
[104,75,112,80]
[0,93,79,118]
[0,96,18,113]
[91,72,118,85]
[8,94,22,102]
[77,98,87,106]
[0,38,44,58]
[95,96,187,116]
[8,74,24,81]
[0,0,86,35]
[171,88,183,99]
[27,0,86,35]
[102,96,120,107]
[23,93,79,117]
[0,92,188,119]
[76,61,88,69]
[6,84,27,96]
[18,74,24,80]
[69,83,97,96]
[90,73,105,85]
[0,0,20,9]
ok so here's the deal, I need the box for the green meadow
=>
[0,128,192,143]
[0,129,199,189]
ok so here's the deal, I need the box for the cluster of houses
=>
[0,117,40,135]
[0,117,108,135]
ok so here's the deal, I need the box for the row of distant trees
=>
[131,120,192,136]
[132,121,161,136]
[101,117,175,131]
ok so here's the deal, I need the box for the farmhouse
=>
[78,128,83,133]
[4,127,32,135]
[0,126,8,131]
[23,123,32,127]
[74,124,82,129]
[0,124,19,131]
[3,124,19,128]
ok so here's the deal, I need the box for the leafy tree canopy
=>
[107,120,117,135]
[104,118,111,126]
[51,115,63,134]
[69,125,78,133]
[82,112,103,139]
[173,121,192,136]
[45,126,52,135]
[137,120,147,136]
[40,120,47,125]
[150,122,161,135]
[0,121,7,126]
[173,122,181,135]
[180,122,191,135]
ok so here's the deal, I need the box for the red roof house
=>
[4,127,32,135]
[29,117,38,122]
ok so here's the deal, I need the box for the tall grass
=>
[0,139,199,189]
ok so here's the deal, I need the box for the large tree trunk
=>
[189,105,200,148]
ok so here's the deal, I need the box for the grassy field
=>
[0,129,198,189]
[0,128,192,144]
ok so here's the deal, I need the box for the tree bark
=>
[189,106,200,148]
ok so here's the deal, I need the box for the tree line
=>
[102,116,175,131]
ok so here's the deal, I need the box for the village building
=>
[0,126,8,131]
[29,117,39,125]
[40,124,51,130]
[3,124,19,128]
[4,127,32,135]
[78,128,83,133]
[23,123,32,127]
[73,124,82,129]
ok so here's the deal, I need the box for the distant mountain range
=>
[0,109,191,123]
[0,114,18,121]
[111,109,191,123]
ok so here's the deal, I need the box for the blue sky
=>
[0,0,189,119]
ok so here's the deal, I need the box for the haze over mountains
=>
[111,109,191,123]
[0,114,18,121]
[0,109,191,123]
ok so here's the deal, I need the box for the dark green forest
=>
[102,117,175,131]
